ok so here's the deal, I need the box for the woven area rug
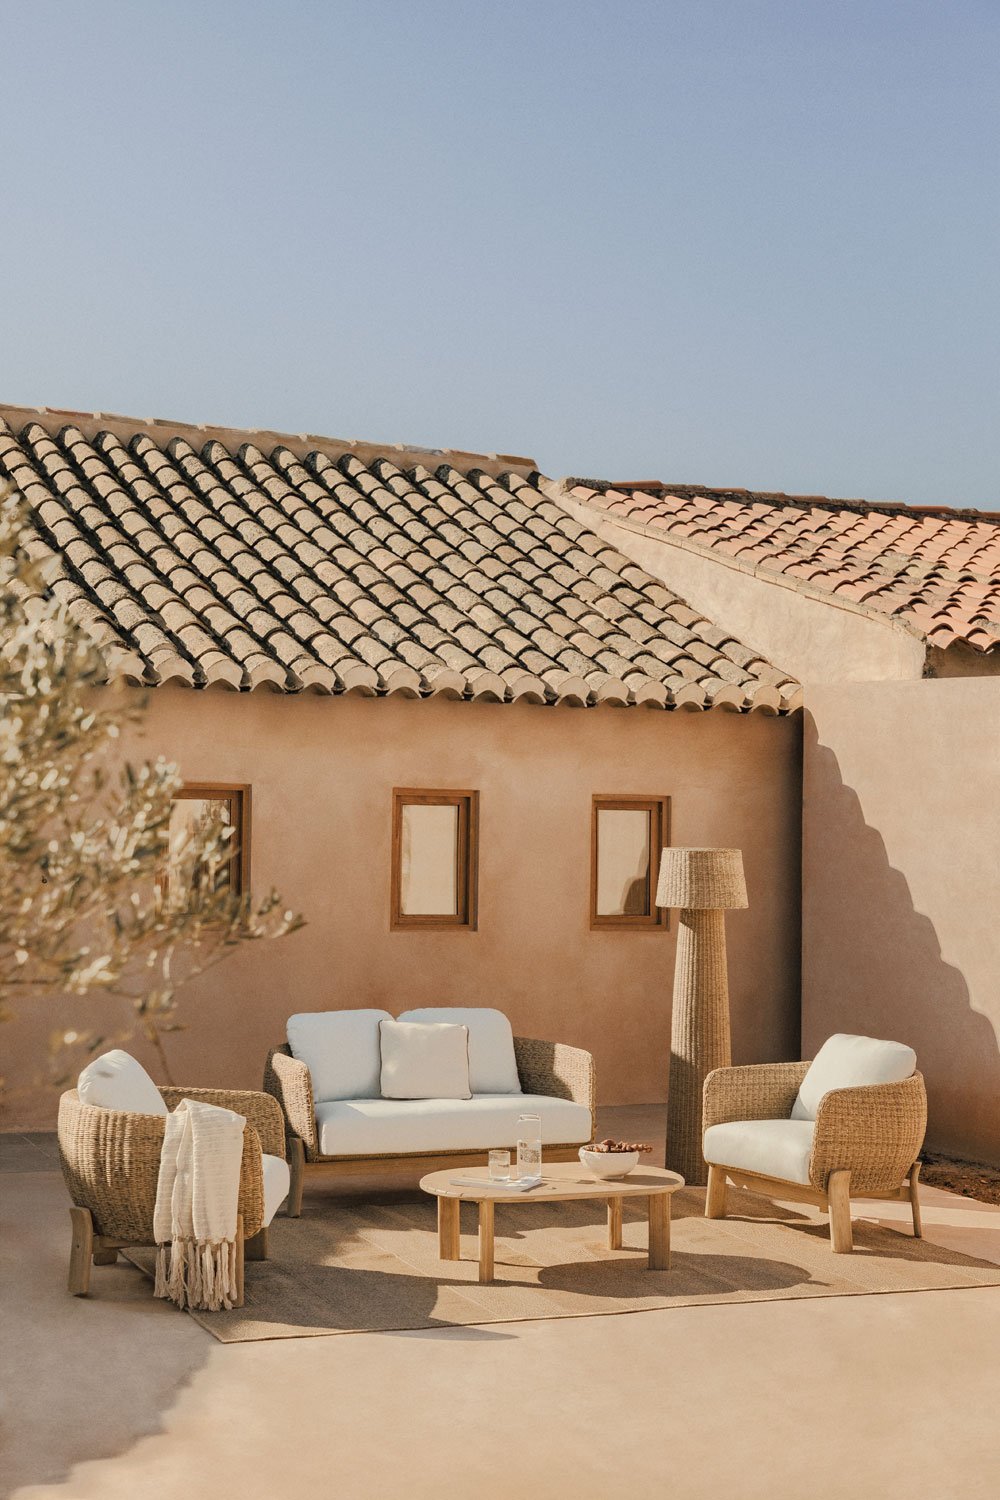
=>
[127,1187,1000,1343]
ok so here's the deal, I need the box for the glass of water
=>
[516,1114,542,1185]
[488,1149,511,1182]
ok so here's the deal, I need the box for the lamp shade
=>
[655,848,748,911]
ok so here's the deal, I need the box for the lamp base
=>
[665,907,731,1186]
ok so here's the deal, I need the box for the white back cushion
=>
[398,1007,521,1094]
[287,1010,392,1102]
[379,1019,472,1100]
[792,1034,917,1121]
[77,1050,168,1116]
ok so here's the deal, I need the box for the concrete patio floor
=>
[2,1106,999,1500]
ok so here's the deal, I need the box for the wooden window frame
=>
[170,782,252,898]
[391,788,479,931]
[590,794,670,931]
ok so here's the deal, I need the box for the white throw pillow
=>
[287,1010,392,1103]
[791,1034,917,1121]
[397,1008,521,1095]
[77,1050,168,1116]
[379,1019,472,1101]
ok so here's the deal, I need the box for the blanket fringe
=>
[155,1238,239,1311]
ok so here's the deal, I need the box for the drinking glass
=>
[516,1113,542,1185]
[488,1149,511,1183]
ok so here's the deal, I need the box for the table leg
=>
[648,1193,670,1271]
[478,1200,495,1283]
[438,1196,461,1261]
[607,1195,623,1251]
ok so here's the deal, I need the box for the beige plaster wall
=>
[2,689,801,1129]
[803,678,1000,1164]
[556,492,927,684]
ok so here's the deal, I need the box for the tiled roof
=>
[0,406,800,713]
[563,481,1000,654]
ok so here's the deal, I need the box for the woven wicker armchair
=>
[702,1059,927,1252]
[264,1036,596,1216]
[57,1085,287,1302]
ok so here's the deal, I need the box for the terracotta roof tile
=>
[0,406,801,712]
[566,478,1000,654]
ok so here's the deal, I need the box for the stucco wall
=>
[556,492,927,684]
[803,679,1000,1164]
[2,688,801,1128]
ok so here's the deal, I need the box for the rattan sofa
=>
[264,1034,596,1216]
[57,1085,288,1302]
[701,1056,927,1253]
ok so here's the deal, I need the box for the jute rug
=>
[127,1187,1000,1343]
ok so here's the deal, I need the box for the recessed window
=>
[590,795,669,929]
[163,783,251,902]
[391,789,479,930]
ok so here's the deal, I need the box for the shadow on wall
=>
[803,726,1000,1166]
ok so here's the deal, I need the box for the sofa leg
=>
[68,1207,94,1295]
[245,1226,269,1262]
[705,1164,728,1219]
[828,1170,853,1253]
[287,1138,305,1218]
[909,1162,923,1239]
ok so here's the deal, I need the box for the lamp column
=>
[656,848,748,1187]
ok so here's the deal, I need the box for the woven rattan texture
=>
[57,1089,267,1242]
[666,909,732,1186]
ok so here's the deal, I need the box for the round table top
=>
[420,1161,685,1203]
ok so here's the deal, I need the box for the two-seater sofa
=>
[263,1007,595,1215]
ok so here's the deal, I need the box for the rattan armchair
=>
[264,1036,596,1216]
[57,1085,287,1302]
[702,1061,927,1252]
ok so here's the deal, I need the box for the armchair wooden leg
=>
[68,1207,94,1295]
[234,1214,245,1308]
[705,1163,728,1219]
[287,1137,305,1218]
[92,1245,118,1266]
[909,1162,923,1239]
[245,1226,269,1261]
[828,1170,853,1253]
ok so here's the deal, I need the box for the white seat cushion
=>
[261,1153,290,1226]
[704,1119,815,1185]
[379,1019,471,1100]
[287,1010,392,1102]
[398,1008,522,1094]
[77,1050,168,1116]
[791,1034,917,1121]
[314,1094,592,1158]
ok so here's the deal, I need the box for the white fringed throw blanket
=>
[153,1098,246,1311]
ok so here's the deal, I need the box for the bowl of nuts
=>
[579,1139,653,1180]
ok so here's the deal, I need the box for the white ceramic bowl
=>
[579,1147,640,1180]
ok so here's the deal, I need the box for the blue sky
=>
[2,1,997,506]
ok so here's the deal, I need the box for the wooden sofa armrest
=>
[809,1072,927,1194]
[160,1086,286,1161]
[513,1037,596,1135]
[703,1062,810,1130]
[263,1046,318,1156]
[57,1090,267,1243]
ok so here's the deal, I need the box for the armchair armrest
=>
[513,1037,595,1135]
[703,1062,809,1130]
[159,1086,286,1161]
[263,1046,318,1156]
[809,1072,927,1194]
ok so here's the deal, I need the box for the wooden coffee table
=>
[420,1162,685,1284]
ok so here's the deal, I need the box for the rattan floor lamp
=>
[656,848,748,1185]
